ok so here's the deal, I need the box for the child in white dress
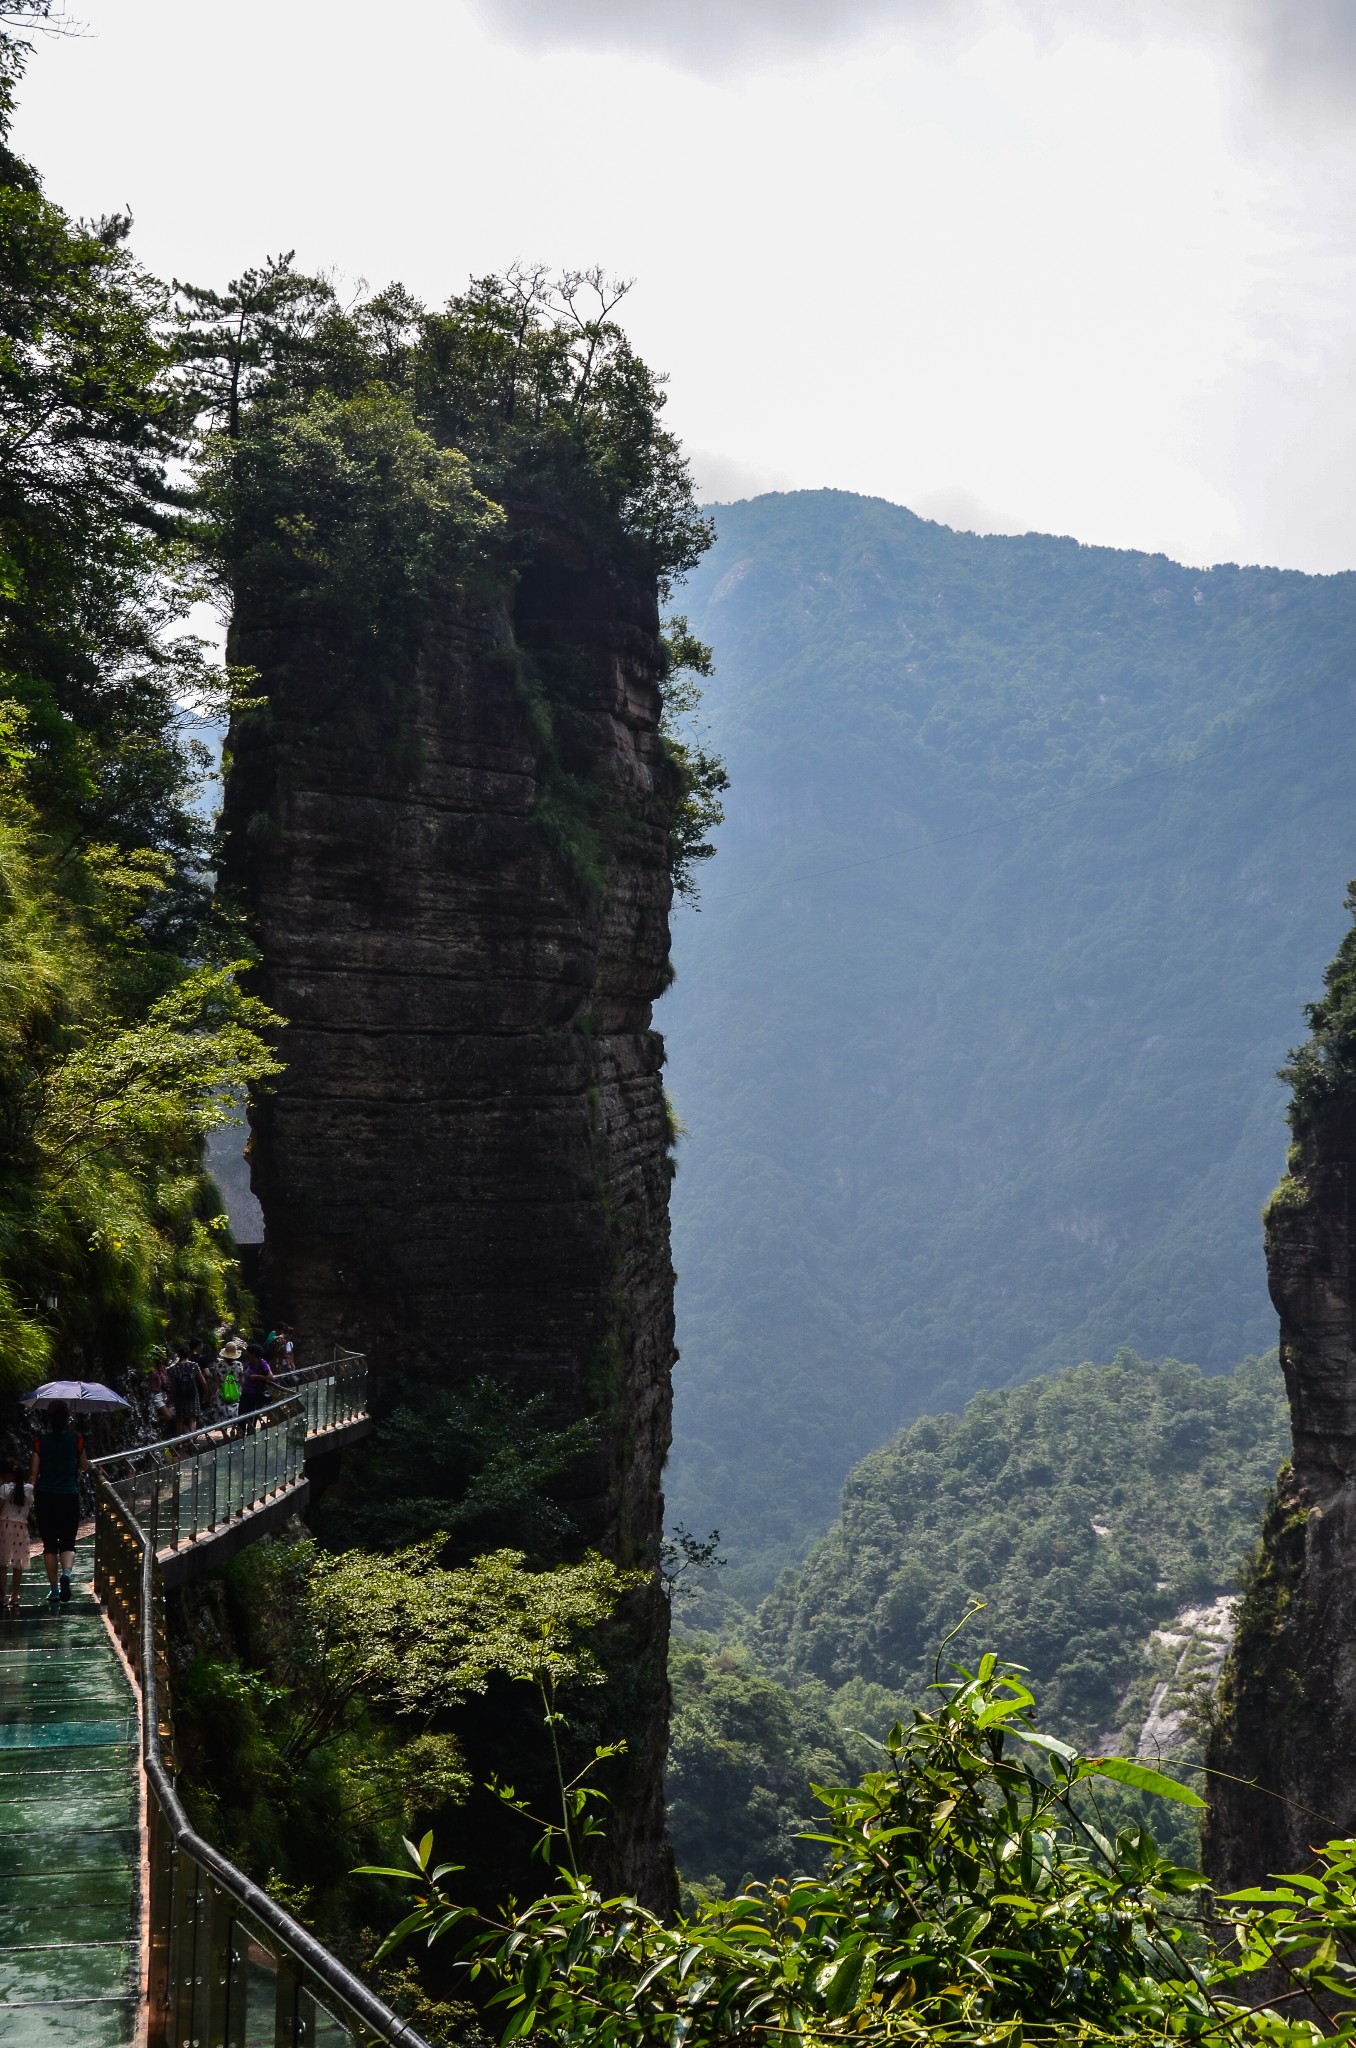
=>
[0,1462,33,1615]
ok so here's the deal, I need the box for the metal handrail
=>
[89,1397,303,1474]
[96,1473,430,2047]
[273,1348,366,1387]
[89,1352,367,1496]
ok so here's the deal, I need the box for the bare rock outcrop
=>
[1204,1107,1356,1886]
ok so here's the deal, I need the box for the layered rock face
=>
[219,515,679,1904]
[1204,1110,1356,1886]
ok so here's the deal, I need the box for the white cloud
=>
[462,0,937,69]
[467,0,1356,109]
[15,0,1356,572]
[909,487,1028,536]
[687,448,797,504]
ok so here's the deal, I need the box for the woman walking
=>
[239,1344,273,1417]
[0,1460,32,1616]
[29,1401,88,1609]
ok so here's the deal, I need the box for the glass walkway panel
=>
[0,1535,139,2047]
[0,1355,427,2048]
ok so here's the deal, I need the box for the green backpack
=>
[221,1370,241,1404]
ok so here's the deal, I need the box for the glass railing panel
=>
[146,1797,174,2036]
[301,1987,360,2046]
[159,1466,177,1547]
[208,1873,235,2039]
[237,1925,281,2048]
[164,1837,202,2042]
[95,1380,417,2048]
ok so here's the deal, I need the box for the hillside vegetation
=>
[0,9,275,1391]
[669,1350,1288,1893]
[662,488,1356,1582]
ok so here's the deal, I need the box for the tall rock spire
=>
[220,505,681,1906]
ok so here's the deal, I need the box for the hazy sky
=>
[19,0,1356,571]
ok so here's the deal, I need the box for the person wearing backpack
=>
[170,1348,205,1432]
[30,1401,88,1608]
[219,1358,241,1418]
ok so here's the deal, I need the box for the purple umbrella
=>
[22,1380,131,1413]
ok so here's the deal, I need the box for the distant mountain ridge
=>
[660,490,1356,1586]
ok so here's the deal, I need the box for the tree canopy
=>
[0,12,276,1387]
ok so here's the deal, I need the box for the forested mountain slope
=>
[669,1350,1288,1893]
[756,1349,1286,1745]
[660,490,1356,1586]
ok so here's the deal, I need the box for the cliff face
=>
[1204,1111,1356,1886]
[219,513,679,1905]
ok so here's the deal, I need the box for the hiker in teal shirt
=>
[29,1401,88,1609]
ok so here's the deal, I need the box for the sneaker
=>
[46,1587,59,1609]
[58,1573,71,1605]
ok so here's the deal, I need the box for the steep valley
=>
[663,489,1356,1587]
[668,1348,1289,1890]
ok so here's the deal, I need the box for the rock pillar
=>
[219,512,679,1904]
[1205,1108,1356,1886]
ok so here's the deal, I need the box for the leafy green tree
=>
[197,385,504,704]
[660,617,728,903]
[182,259,710,599]
[373,1650,1356,2046]
[310,1375,601,1560]
[182,258,720,905]
[0,7,279,1388]
[283,1535,638,1756]
[667,1632,860,1897]
[1279,878,1356,1128]
[173,253,339,442]
[171,1533,638,1951]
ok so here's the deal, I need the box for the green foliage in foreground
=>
[371,1654,1356,2048]
[662,1354,1285,1895]
[173,1532,637,1948]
